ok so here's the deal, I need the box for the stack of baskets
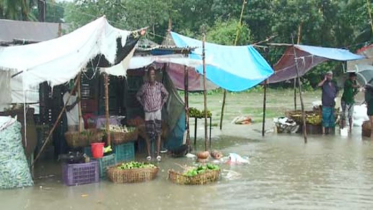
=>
[106,163,158,183]
[168,169,221,185]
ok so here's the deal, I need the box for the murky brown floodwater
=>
[1,123,373,210]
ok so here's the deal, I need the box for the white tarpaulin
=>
[101,54,210,76]
[0,71,12,111]
[0,16,136,88]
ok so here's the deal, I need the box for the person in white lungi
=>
[63,83,83,132]
[136,66,169,161]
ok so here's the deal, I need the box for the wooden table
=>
[191,116,212,148]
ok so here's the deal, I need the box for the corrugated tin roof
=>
[0,19,68,43]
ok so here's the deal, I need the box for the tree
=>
[60,0,373,88]
[206,18,251,45]
[30,0,64,23]
[0,0,35,20]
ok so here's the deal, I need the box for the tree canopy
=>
[2,0,373,88]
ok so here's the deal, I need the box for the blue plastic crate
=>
[62,161,99,186]
[114,142,135,162]
[94,154,116,178]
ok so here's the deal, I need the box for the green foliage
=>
[30,0,65,23]
[206,18,251,45]
[2,0,373,90]
[0,0,35,20]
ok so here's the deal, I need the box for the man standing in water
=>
[364,84,373,140]
[63,81,83,132]
[341,72,360,132]
[136,66,169,161]
[318,71,338,134]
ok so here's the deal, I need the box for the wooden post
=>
[262,48,270,137]
[294,21,303,111]
[58,23,62,37]
[202,34,208,151]
[219,90,226,130]
[104,73,111,145]
[219,0,246,130]
[291,36,307,143]
[184,65,190,145]
[262,80,268,136]
[32,75,80,166]
[294,79,297,110]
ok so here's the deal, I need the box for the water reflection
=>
[1,131,373,209]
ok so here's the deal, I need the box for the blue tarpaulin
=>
[296,45,365,61]
[171,32,274,92]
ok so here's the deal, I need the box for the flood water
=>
[1,124,373,210]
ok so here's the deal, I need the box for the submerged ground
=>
[1,90,373,210]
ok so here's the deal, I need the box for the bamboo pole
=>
[294,79,297,110]
[294,22,303,111]
[219,0,247,130]
[261,81,268,136]
[32,75,80,166]
[291,35,307,143]
[104,73,111,145]
[219,90,226,130]
[262,48,270,137]
[78,73,82,132]
[367,0,373,35]
[202,34,208,151]
[184,65,190,145]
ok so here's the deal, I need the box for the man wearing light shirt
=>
[136,66,169,161]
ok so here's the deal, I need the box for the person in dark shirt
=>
[341,72,360,132]
[318,71,339,134]
[364,84,373,140]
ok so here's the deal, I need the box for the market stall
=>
[170,31,274,150]
[0,16,143,187]
[264,44,365,140]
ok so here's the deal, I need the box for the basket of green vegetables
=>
[168,163,220,185]
[107,161,158,183]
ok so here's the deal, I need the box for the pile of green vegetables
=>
[0,121,33,189]
[117,161,156,170]
[127,127,137,132]
[189,107,212,118]
[183,163,220,177]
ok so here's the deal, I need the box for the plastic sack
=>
[0,118,33,189]
[273,117,299,134]
[353,104,369,127]
[226,153,250,164]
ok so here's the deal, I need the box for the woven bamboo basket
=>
[88,130,104,144]
[65,129,104,148]
[112,129,139,145]
[286,109,338,125]
[107,163,159,183]
[362,120,371,137]
[168,169,221,185]
[65,131,88,148]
